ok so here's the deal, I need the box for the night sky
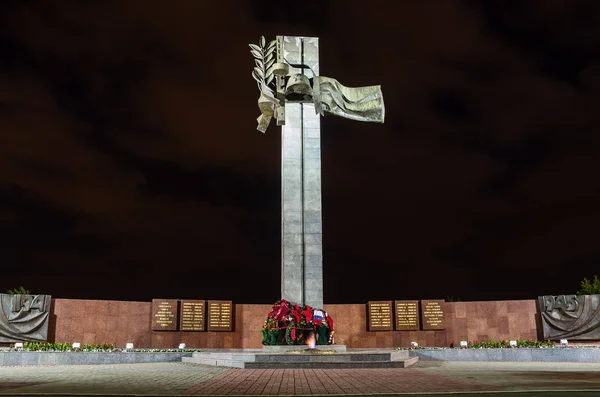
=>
[1,1,599,304]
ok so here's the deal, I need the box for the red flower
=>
[273,303,290,321]
[291,328,296,341]
[292,307,302,324]
[326,314,334,331]
[302,307,313,323]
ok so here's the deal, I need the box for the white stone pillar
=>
[280,37,323,309]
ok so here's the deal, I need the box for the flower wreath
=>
[261,299,334,345]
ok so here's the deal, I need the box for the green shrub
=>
[577,275,600,295]
[5,286,31,295]
[445,296,461,302]
[467,339,556,348]
[9,341,200,353]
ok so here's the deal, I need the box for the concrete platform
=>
[0,351,192,366]
[181,348,418,369]
[411,347,600,362]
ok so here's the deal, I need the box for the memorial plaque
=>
[179,300,206,332]
[421,299,446,330]
[394,300,420,331]
[0,294,52,342]
[538,294,600,340]
[207,300,233,332]
[367,301,393,331]
[151,299,178,331]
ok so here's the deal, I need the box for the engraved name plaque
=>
[151,299,178,331]
[421,299,446,330]
[179,300,206,332]
[207,300,233,332]
[394,300,420,331]
[368,301,393,331]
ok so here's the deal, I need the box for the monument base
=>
[183,348,417,368]
[262,344,347,353]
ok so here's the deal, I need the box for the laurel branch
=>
[249,36,277,95]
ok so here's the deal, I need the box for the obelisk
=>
[280,37,322,308]
[250,35,384,310]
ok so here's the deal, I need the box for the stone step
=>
[190,352,257,361]
[189,350,408,363]
[252,351,409,363]
[244,357,419,369]
[181,356,246,368]
[183,350,417,369]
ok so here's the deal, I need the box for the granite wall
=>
[444,300,540,346]
[48,299,540,348]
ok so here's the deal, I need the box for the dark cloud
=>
[474,130,556,193]
[429,88,476,122]
[470,0,600,85]
[138,160,278,210]
[247,0,332,31]
[1,0,599,303]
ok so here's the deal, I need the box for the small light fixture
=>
[178,343,186,349]
[72,342,81,350]
[14,342,23,350]
[125,343,134,350]
[410,341,418,348]
[560,339,568,347]
[509,340,517,348]
[460,340,468,348]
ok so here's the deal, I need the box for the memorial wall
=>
[41,299,540,349]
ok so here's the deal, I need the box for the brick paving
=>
[1,361,600,395]
[0,363,226,395]
[183,368,491,395]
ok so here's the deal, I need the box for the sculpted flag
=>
[250,35,385,132]
[0,294,52,342]
[317,76,384,123]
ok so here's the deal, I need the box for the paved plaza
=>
[1,361,600,396]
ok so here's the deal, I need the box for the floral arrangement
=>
[465,339,556,349]
[398,338,559,350]
[8,342,200,352]
[261,299,334,345]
